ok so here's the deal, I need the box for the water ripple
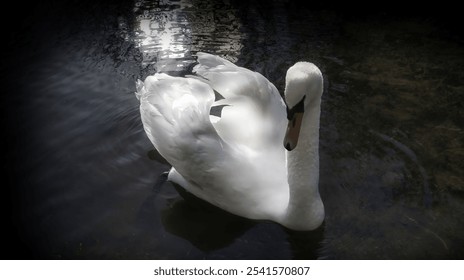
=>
[133,0,244,73]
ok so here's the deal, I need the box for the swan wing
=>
[193,52,287,150]
[137,56,290,219]
[138,73,228,189]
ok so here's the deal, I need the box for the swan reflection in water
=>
[154,175,325,259]
[136,50,324,258]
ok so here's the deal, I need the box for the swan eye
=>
[286,96,306,120]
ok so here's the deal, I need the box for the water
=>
[3,0,463,259]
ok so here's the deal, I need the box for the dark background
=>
[1,0,462,259]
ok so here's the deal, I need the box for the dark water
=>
[2,0,463,259]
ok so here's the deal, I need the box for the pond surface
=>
[3,0,463,259]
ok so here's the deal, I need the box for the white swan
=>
[137,53,324,231]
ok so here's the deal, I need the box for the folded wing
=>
[138,73,227,188]
[193,52,287,151]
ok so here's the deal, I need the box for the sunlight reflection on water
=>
[133,0,243,72]
[7,0,463,260]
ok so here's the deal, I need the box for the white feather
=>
[137,52,325,230]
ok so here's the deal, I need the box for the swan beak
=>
[284,111,304,151]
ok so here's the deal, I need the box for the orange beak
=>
[284,111,304,151]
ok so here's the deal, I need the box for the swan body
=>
[137,53,324,230]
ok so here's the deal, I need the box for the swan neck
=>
[284,97,324,231]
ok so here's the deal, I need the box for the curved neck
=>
[284,97,324,231]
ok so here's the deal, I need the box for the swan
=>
[136,53,324,231]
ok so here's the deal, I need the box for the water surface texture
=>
[3,0,463,259]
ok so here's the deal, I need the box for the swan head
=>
[284,62,323,151]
